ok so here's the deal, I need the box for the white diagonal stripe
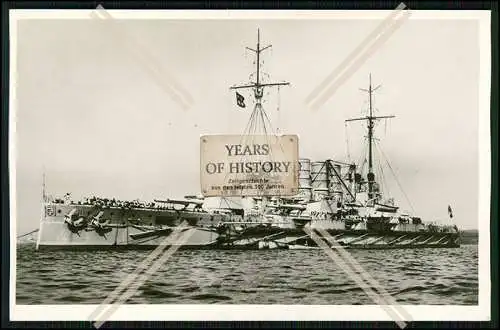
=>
[317,228,413,321]
[89,5,193,110]
[309,9,411,111]
[93,227,196,328]
[87,221,189,322]
[304,227,407,329]
[305,2,407,105]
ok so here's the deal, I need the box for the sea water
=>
[16,244,478,305]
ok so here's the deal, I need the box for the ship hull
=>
[36,203,223,251]
[212,226,461,250]
[36,203,461,251]
[37,223,460,251]
[36,221,220,251]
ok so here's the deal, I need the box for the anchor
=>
[87,211,113,237]
[64,208,88,236]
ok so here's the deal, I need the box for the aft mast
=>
[345,74,395,202]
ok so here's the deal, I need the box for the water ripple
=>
[16,244,478,305]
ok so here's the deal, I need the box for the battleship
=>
[34,30,460,251]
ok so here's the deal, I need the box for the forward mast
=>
[230,29,290,135]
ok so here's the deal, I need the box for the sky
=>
[12,12,485,235]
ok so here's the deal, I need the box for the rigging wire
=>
[374,141,390,198]
[260,96,286,155]
[277,86,281,134]
[360,98,368,116]
[262,104,286,160]
[225,102,259,189]
[345,122,351,162]
[374,140,416,214]
[357,137,369,175]
[17,228,39,239]
[227,33,289,201]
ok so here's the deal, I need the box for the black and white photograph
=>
[10,8,491,324]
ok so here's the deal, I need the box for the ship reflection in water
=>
[17,244,478,305]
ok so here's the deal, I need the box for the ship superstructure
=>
[208,32,460,249]
[34,30,460,251]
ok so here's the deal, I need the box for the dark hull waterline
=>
[36,242,460,251]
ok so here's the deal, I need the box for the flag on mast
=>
[448,205,453,218]
[235,92,245,108]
